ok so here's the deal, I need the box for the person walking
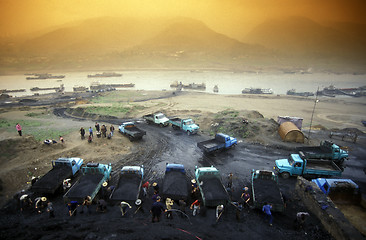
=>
[150,196,165,223]
[110,125,115,136]
[120,201,132,217]
[47,201,55,218]
[101,125,107,138]
[262,203,273,226]
[190,199,200,216]
[16,123,22,136]
[89,127,93,137]
[80,127,85,139]
[227,173,233,188]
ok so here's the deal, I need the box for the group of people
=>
[19,193,54,218]
[80,122,115,143]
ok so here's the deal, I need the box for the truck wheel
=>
[159,124,164,128]
[281,172,290,179]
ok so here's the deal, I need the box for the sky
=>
[0,0,365,38]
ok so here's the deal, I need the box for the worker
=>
[63,179,71,193]
[35,197,47,214]
[89,127,93,137]
[101,125,107,138]
[81,196,92,214]
[150,196,166,223]
[19,194,32,212]
[88,135,93,143]
[241,187,251,210]
[59,135,64,143]
[68,201,78,216]
[152,182,159,193]
[95,122,100,132]
[262,203,273,226]
[295,212,310,230]
[80,127,85,139]
[110,125,115,136]
[216,205,224,220]
[142,181,150,197]
[227,173,233,188]
[152,191,159,202]
[120,201,132,217]
[165,198,174,219]
[190,199,200,216]
[47,201,55,218]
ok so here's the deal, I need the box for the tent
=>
[278,121,304,143]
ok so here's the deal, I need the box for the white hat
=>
[135,199,142,206]
[152,182,157,187]
[20,194,28,200]
[102,182,108,187]
[191,179,196,184]
[41,197,47,202]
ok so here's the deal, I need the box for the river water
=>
[0,71,365,97]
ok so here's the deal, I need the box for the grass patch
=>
[25,112,47,118]
[30,128,74,141]
[84,104,146,117]
[0,119,42,129]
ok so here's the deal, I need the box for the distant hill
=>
[243,16,366,59]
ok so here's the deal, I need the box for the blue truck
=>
[251,170,285,212]
[161,164,189,200]
[195,166,229,207]
[297,140,348,168]
[275,153,342,179]
[119,122,146,141]
[197,133,237,154]
[64,162,112,203]
[169,117,199,135]
[109,165,144,203]
[31,158,83,194]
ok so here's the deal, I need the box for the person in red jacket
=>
[16,123,22,136]
[190,199,200,216]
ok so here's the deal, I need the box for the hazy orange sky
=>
[0,0,365,38]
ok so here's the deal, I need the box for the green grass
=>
[84,104,146,117]
[0,119,74,141]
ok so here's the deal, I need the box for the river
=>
[0,70,365,97]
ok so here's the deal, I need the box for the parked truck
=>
[119,122,146,141]
[251,170,285,212]
[312,178,366,236]
[63,162,112,203]
[143,113,169,127]
[275,153,342,179]
[161,164,189,200]
[31,158,83,194]
[169,117,199,135]
[197,133,237,154]
[109,165,144,203]
[195,166,229,207]
[296,140,348,167]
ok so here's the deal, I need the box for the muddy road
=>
[2,110,365,239]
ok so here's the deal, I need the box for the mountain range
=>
[0,16,365,73]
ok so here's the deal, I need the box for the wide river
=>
[0,71,365,97]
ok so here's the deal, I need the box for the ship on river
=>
[87,72,123,78]
[242,88,273,94]
[26,73,65,80]
[286,89,314,97]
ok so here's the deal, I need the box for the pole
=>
[308,86,319,142]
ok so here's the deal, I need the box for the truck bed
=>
[32,165,72,194]
[162,171,188,200]
[252,178,283,205]
[306,161,340,171]
[198,176,229,206]
[297,146,331,155]
[64,173,104,202]
[110,173,142,202]
[169,118,182,125]
[197,140,223,152]
[125,127,146,137]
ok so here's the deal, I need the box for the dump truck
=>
[195,166,229,207]
[143,113,169,127]
[251,170,285,212]
[31,158,83,194]
[169,117,199,135]
[275,153,342,179]
[119,122,146,141]
[109,165,143,203]
[63,162,112,203]
[296,140,348,167]
[161,164,189,200]
[312,178,366,236]
[197,133,237,154]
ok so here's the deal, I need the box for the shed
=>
[278,121,304,143]
[277,116,303,130]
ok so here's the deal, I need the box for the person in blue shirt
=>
[262,203,273,226]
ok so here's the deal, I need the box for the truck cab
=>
[53,157,83,176]
[121,165,144,177]
[219,133,237,148]
[153,113,169,125]
[166,163,185,173]
[181,119,199,134]
[119,122,134,132]
[326,142,348,160]
[312,178,360,196]
[275,154,306,178]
